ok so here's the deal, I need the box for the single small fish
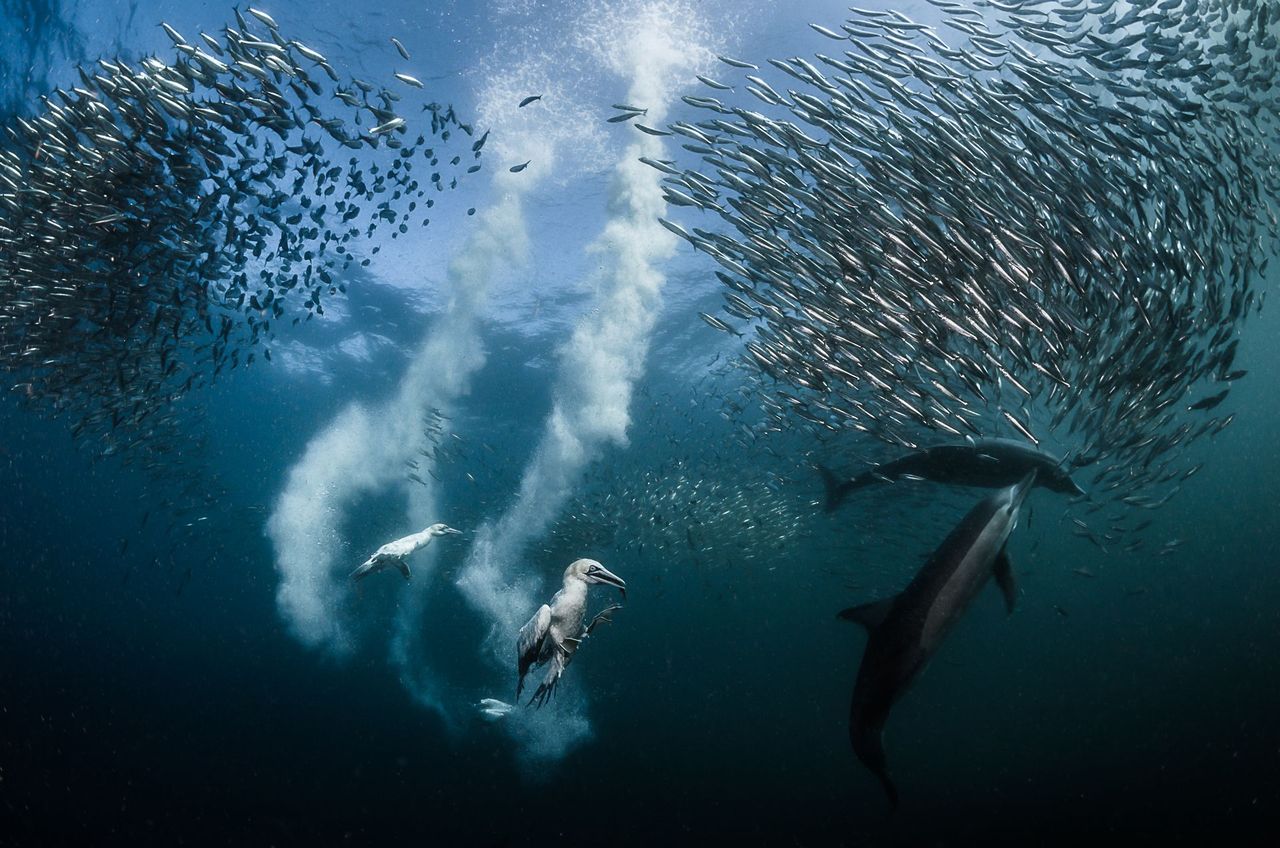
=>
[370,117,405,135]
[634,124,672,136]
[391,37,410,60]
[246,7,278,29]
[1188,389,1228,411]
[509,160,530,173]
[518,94,542,107]
[699,312,743,338]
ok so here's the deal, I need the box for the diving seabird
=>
[349,523,461,581]
[516,558,626,708]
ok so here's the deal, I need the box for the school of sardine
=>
[0,9,478,492]
[3,0,1278,574]
[657,0,1279,514]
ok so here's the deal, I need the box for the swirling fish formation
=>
[657,0,1278,510]
[0,8,480,464]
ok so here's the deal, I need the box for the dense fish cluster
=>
[0,8,479,476]
[543,372,948,580]
[658,0,1279,511]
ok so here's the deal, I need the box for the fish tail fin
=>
[817,464,856,512]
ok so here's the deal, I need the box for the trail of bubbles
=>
[456,0,717,763]
[268,34,601,720]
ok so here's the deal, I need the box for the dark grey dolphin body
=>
[839,471,1036,806]
[820,438,1083,511]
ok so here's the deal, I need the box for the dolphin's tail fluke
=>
[876,765,899,809]
[818,464,860,512]
[852,717,899,808]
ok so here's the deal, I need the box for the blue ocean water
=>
[2,0,1279,844]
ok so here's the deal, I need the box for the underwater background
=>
[2,0,1279,844]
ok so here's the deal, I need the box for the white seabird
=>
[516,558,626,708]
[349,523,461,582]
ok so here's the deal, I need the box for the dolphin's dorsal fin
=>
[993,547,1017,614]
[837,597,895,630]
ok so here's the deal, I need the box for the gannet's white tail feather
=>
[350,557,378,581]
[527,645,570,709]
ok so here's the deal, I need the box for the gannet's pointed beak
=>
[439,525,462,535]
[591,564,627,599]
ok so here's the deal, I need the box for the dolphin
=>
[819,437,1083,511]
[838,470,1037,806]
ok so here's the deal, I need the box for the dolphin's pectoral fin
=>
[394,557,411,580]
[838,597,895,630]
[993,547,1017,614]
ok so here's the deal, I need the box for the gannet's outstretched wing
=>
[379,535,417,557]
[516,604,551,700]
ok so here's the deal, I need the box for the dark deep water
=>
[4,0,1280,845]
[4,293,1280,846]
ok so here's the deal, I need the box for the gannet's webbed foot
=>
[584,603,623,637]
